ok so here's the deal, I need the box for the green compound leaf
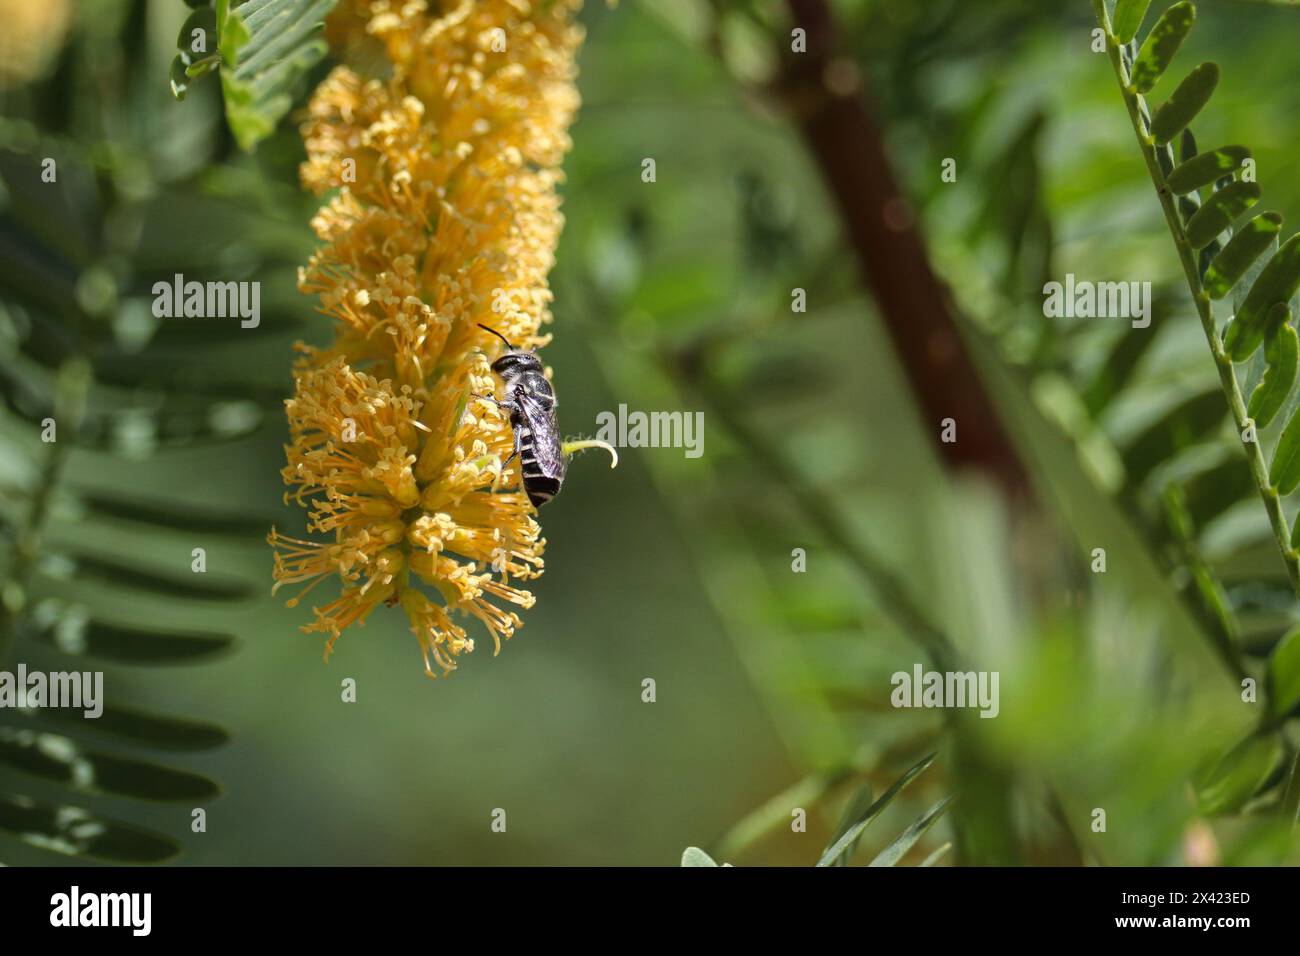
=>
[1130,1,1196,94]
[1151,62,1218,146]
[1114,0,1153,45]
[1227,233,1300,361]
[1168,146,1251,196]
[215,0,338,151]
[1204,210,1280,299]
[1184,180,1260,250]
[1246,305,1296,429]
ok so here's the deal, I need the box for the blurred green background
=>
[2,0,1300,866]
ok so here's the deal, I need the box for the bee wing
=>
[517,392,566,480]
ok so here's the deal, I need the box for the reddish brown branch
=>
[778,0,1032,501]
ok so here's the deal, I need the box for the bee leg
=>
[472,392,520,414]
[491,433,521,493]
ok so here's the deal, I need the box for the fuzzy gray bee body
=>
[479,325,565,507]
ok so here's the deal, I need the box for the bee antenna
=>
[477,323,515,350]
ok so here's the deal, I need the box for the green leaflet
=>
[1130,1,1196,94]
[1151,62,1218,145]
[1167,145,1251,195]
[1267,626,1300,720]
[1227,233,1300,361]
[1205,211,1281,299]
[1246,305,1296,428]
[1270,396,1300,494]
[1114,0,1153,44]
[1184,180,1260,249]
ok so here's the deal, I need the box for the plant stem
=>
[1092,0,1300,599]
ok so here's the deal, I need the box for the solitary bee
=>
[476,323,566,507]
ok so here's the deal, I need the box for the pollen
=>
[270,0,582,678]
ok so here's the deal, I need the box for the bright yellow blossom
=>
[270,0,581,677]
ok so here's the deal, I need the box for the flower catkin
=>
[270,0,583,678]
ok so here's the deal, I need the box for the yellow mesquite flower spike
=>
[270,0,583,678]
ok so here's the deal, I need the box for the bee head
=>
[490,349,544,378]
[478,323,544,379]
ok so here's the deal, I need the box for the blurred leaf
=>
[1226,234,1300,361]
[1121,391,1225,485]
[78,491,273,537]
[919,842,953,867]
[1268,405,1300,494]
[868,794,956,867]
[1194,735,1282,815]
[1083,322,1161,415]
[0,794,178,863]
[28,616,236,665]
[821,777,875,867]
[1266,625,1300,720]
[816,752,936,867]
[714,767,851,861]
[56,551,254,602]
[0,729,220,802]
[170,6,220,100]
[1181,455,1255,528]
[23,703,230,750]
[1246,307,1297,428]
[681,846,721,866]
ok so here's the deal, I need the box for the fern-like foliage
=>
[0,5,307,861]
[1084,0,1300,815]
